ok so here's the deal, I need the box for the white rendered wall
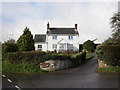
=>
[35,43,47,51]
[47,35,79,51]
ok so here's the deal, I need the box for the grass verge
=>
[86,54,94,60]
[97,66,120,73]
[2,60,48,73]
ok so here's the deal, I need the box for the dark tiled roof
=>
[47,28,79,35]
[34,34,46,42]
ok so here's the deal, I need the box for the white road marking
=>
[3,74,21,90]
[15,85,21,90]
[7,79,12,83]
[2,75,6,77]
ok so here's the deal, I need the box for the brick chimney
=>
[75,24,77,30]
[47,22,50,30]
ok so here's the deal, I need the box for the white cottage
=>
[34,22,79,52]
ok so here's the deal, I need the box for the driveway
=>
[2,55,119,88]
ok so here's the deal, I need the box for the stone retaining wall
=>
[98,60,109,68]
[40,60,74,71]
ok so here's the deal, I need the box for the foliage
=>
[2,51,87,73]
[83,40,95,52]
[17,27,35,51]
[2,51,47,65]
[86,54,94,60]
[2,60,43,73]
[102,38,120,46]
[97,66,120,73]
[2,39,18,54]
[95,45,120,66]
[110,12,120,39]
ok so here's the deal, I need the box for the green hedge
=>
[96,45,120,66]
[2,51,47,65]
[2,51,86,73]
[3,51,86,64]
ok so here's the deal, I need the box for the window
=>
[38,45,42,49]
[52,44,57,49]
[68,44,73,50]
[59,43,67,49]
[53,36,57,39]
[68,36,73,40]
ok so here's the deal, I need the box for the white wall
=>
[35,42,47,51]
[47,35,79,51]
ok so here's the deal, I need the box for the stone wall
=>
[40,60,74,71]
[98,60,109,68]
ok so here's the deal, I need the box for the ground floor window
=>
[38,45,42,49]
[59,43,67,50]
[52,44,57,49]
[68,44,73,50]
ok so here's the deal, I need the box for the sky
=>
[1,0,119,43]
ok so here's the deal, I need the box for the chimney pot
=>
[75,24,77,30]
[47,22,50,30]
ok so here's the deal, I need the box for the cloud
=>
[2,2,118,43]
[1,0,120,2]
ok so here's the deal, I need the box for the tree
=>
[83,40,95,52]
[2,39,18,53]
[17,27,35,51]
[110,12,120,39]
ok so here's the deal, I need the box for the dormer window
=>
[68,36,73,40]
[53,36,57,39]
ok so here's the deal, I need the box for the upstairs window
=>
[53,36,57,39]
[68,36,73,40]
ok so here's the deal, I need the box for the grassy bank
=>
[86,53,94,60]
[97,66,120,73]
[2,60,48,73]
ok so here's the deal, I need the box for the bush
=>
[2,51,47,65]
[102,38,120,46]
[83,40,95,52]
[2,39,18,54]
[96,45,120,66]
[3,51,86,64]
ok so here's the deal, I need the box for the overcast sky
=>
[1,0,119,43]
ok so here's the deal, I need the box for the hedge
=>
[2,51,47,65]
[95,45,120,66]
[2,51,86,73]
[3,51,86,64]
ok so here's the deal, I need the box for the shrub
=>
[96,45,120,66]
[83,40,95,52]
[2,51,47,64]
[2,39,18,54]
[102,38,120,46]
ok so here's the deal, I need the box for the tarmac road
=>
[2,55,119,89]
